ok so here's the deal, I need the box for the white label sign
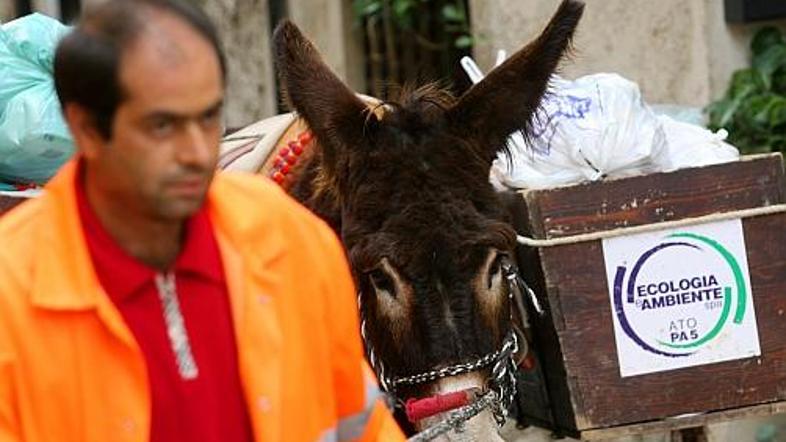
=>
[602,219,760,377]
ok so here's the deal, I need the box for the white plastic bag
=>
[462,55,740,190]
[657,116,738,172]
[492,73,670,189]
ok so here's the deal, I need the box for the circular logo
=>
[612,232,747,357]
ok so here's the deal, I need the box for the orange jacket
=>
[0,161,404,442]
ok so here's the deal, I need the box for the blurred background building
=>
[3,0,785,129]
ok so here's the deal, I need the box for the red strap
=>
[405,390,473,423]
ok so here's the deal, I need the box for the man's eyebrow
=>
[201,99,224,116]
[143,99,224,121]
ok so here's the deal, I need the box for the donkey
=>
[271,1,584,438]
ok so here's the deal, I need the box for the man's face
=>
[87,13,224,221]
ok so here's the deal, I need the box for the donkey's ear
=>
[447,0,584,165]
[273,21,376,167]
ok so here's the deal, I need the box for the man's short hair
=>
[54,0,227,139]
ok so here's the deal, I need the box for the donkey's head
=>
[275,0,583,435]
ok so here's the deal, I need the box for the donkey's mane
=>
[367,83,456,148]
[305,82,487,218]
[382,83,457,119]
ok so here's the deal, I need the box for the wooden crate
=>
[510,153,786,439]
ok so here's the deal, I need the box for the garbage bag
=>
[658,116,738,172]
[462,56,741,190]
[0,13,73,185]
[492,73,670,189]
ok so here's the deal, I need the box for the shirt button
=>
[121,418,136,433]
[258,396,272,413]
[258,294,272,305]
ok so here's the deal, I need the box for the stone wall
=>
[32,0,60,17]
[470,0,786,106]
[199,0,362,127]
[287,0,364,91]
[197,0,277,128]
[1,1,14,22]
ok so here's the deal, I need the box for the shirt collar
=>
[175,208,225,284]
[74,162,224,303]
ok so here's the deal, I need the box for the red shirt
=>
[75,173,253,442]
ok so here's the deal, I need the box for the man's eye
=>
[149,119,175,136]
[200,109,221,127]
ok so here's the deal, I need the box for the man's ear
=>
[62,103,108,159]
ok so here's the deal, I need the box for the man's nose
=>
[177,121,215,168]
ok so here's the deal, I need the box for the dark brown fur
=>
[275,0,584,427]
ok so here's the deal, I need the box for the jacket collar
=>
[31,160,104,310]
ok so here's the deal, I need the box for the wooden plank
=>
[508,195,580,433]
[521,154,785,239]
[580,400,786,440]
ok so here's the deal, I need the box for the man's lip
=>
[168,179,206,194]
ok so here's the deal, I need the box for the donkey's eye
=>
[487,254,505,290]
[369,268,396,297]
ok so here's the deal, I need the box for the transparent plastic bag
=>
[0,13,73,184]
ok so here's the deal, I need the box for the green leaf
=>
[751,26,783,56]
[735,94,785,136]
[352,0,382,20]
[708,95,746,129]
[441,4,465,23]
[767,96,786,127]
[701,18,786,153]
[707,99,733,129]
[364,2,382,16]
[744,95,773,126]
[393,0,415,20]
[454,35,473,49]
[727,68,765,99]
[752,43,786,89]
[773,67,786,95]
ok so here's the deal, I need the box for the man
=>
[0,0,403,441]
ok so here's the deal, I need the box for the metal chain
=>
[358,291,391,392]
[490,331,518,423]
[357,260,535,432]
[406,391,499,442]
[389,340,508,388]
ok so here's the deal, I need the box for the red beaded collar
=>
[268,130,313,186]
